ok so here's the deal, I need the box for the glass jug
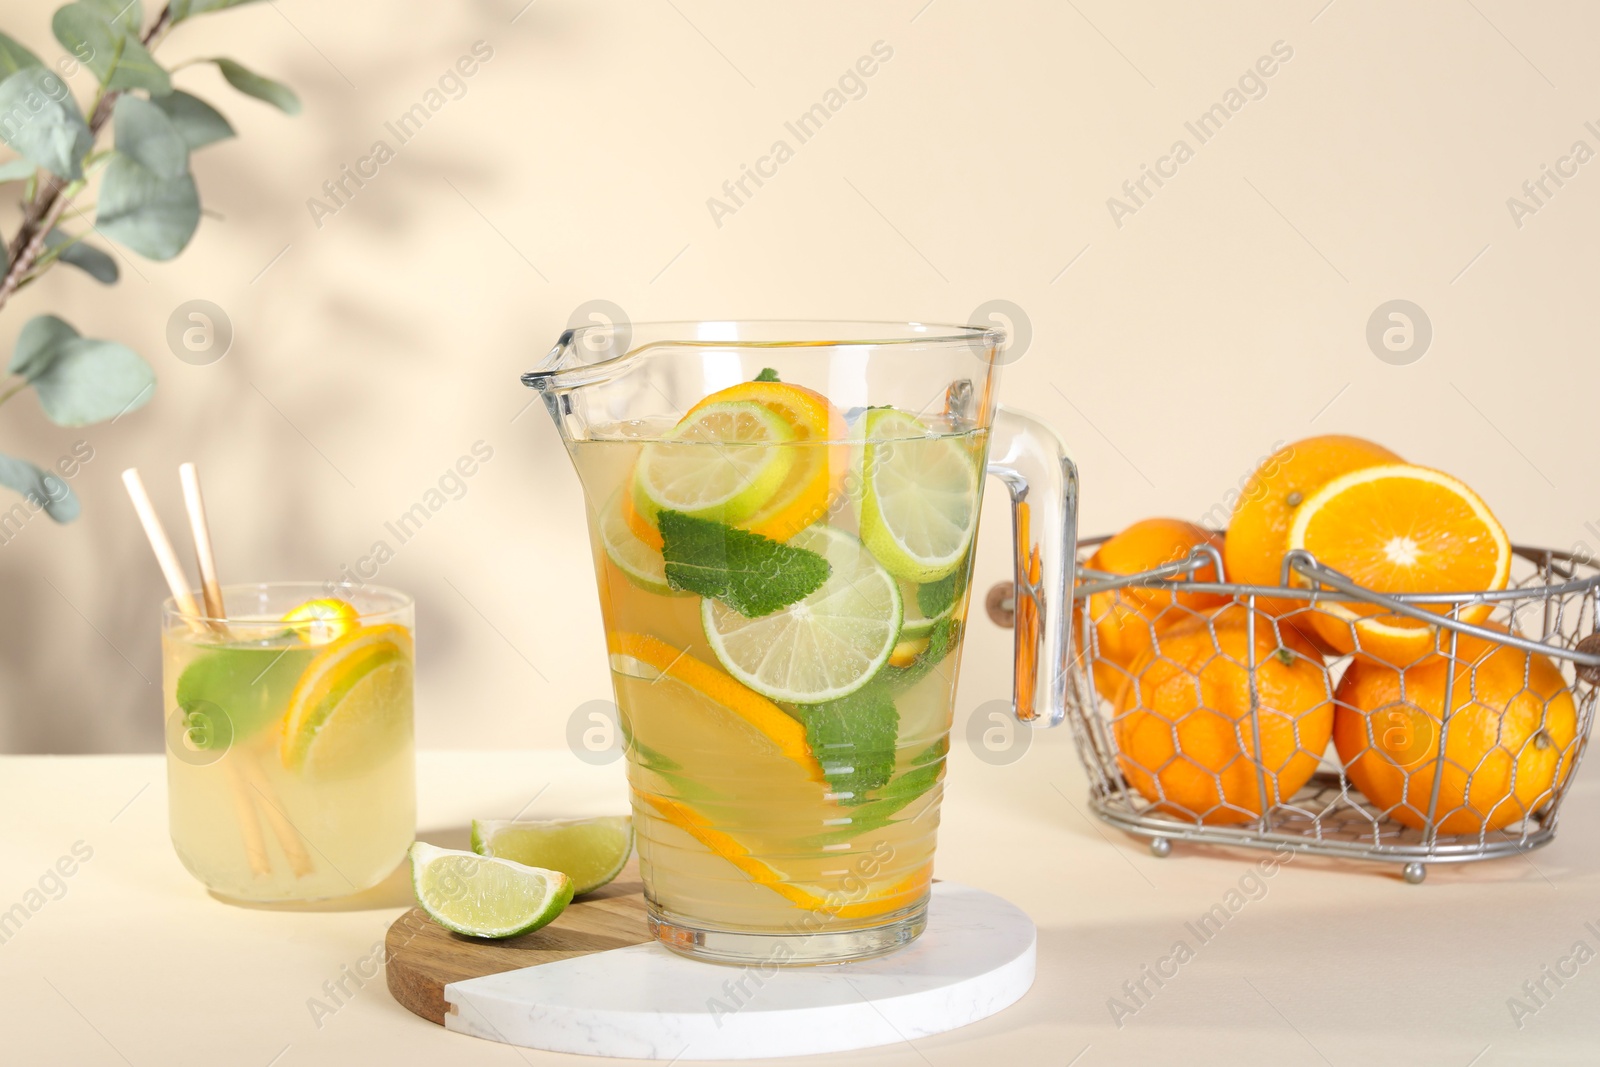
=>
[524,320,1075,965]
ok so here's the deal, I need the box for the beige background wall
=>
[0,0,1594,754]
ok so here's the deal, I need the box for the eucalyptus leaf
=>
[44,229,118,283]
[9,314,80,379]
[171,0,267,23]
[95,152,200,260]
[209,57,300,115]
[151,90,233,149]
[0,452,79,523]
[0,32,42,77]
[83,0,143,37]
[0,67,92,179]
[30,337,155,426]
[53,3,171,95]
[113,94,187,178]
[0,156,35,180]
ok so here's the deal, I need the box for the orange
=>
[1225,435,1401,617]
[1287,463,1511,666]
[1113,605,1332,825]
[1333,629,1578,833]
[683,379,847,542]
[1083,518,1229,699]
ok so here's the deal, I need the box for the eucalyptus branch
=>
[0,3,174,317]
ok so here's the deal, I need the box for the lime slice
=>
[701,525,902,704]
[858,408,979,583]
[470,816,633,895]
[633,399,797,524]
[598,490,680,596]
[897,572,964,640]
[280,624,413,777]
[410,842,574,938]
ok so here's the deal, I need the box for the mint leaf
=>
[787,620,961,804]
[753,367,780,382]
[658,510,830,617]
[884,618,961,692]
[789,689,898,799]
[916,570,963,619]
[803,737,947,846]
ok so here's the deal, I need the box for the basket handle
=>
[985,406,1079,726]
[1283,549,1600,675]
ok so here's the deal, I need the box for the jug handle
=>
[984,405,1079,727]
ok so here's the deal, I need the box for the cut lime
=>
[702,525,901,704]
[897,574,962,640]
[633,399,797,525]
[598,490,679,596]
[858,408,979,583]
[280,624,413,778]
[410,842,574,938]
[470,816,633,895]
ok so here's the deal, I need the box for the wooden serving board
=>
[386,863,653,1026]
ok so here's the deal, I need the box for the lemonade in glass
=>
[162,583,415,902]
[570,373,986,963]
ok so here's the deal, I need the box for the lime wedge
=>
[280,624,413,778]
[701,525,901,704]
[633,399,796,524]
[410,842,574,938]
[858,408,979,583]
[470,816,633,895]
[598,490,679,596]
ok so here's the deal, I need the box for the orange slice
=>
[1287,464,1511,664]
[279,623,414,773]
[640,793,930,918]
[621,478,664,550]
[685,379,847,542]
[606,631,821,780]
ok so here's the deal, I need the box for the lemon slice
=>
[281,597,359,645]
[701,525,902,704]
[598,490,680,596]
[280,624,413,777]
[857,408,979,583]
[633,399,796,524]
[410,843,574,938]
[471,816,633,895]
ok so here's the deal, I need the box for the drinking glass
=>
[162,582,416,902]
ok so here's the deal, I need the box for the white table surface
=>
[5,737,1600,1066]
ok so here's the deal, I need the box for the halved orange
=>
[640,793,931,918]
[1287,464,1511,665]
[684,380,847,541]
[1224,435,1402,616]
[606,631,822,781]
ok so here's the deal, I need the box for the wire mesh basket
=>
[1062,535,1600,882]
